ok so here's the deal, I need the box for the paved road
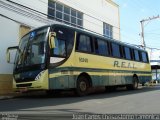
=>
[0,85,160,119]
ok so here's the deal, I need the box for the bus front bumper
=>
[13,70,49,92]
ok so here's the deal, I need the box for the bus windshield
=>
[15,27,49,68]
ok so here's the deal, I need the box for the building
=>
[149,49,160,82]
[0,0,120,94]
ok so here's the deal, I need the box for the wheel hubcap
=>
[134,78,138,88]
[80,81,87,92]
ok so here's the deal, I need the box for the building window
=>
[103,23,113,38]
[48,0,83,28]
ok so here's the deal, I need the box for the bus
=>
[7,24,152,96]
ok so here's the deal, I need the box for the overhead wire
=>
[2,0,121,38]
[115,0,143,44]
[6,0,120,30]
[0,0,51,25]
[1,0,160,50]
[119,0,160,49]
[138,0,158,15]
[0,13,34,28]
[37,0,121,30]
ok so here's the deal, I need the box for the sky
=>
[113,0,160,49]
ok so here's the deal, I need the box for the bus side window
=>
[133,49,140,61]
[52,27,75,57]
[130,49,134,60]
[124,46,132,60]
[111,42,121,58]
[139,51,142,62]
[76,34,92,53]
[94,39,109,56]
[120,46,125,58]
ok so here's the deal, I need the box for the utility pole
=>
[140,15,160,48]
[140,20,145,47]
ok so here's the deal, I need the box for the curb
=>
[0,96,14,100]
[0,93,21,100]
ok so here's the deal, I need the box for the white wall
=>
[151,50,160,60]
[0,16,19,74]
[0,0,47,28]
[58,0,120,40]
[0,0,48,74]
[146,48,160,66]
[11,0,48,15]
[150,50,160,66]
[0,0,120,74]
[0,0,119,39]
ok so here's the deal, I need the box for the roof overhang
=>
[105,0,119,7]
[151,65,160,69]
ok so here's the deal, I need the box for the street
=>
[0,85,160,119]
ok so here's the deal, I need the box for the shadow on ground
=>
[0,85,159,113]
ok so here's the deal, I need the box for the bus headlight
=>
[14,74,20,79]
[35,70,45,80]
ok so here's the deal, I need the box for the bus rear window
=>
[142,52,148,63]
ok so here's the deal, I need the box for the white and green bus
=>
[7,24,151,96]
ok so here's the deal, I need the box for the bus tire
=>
[126,76,139,90]
[142,82,145,86]
[76,76,89,96]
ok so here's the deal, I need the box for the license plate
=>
[19,87,28,92]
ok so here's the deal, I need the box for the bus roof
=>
[32,23,147,52]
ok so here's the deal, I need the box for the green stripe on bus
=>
[49,66,151,74]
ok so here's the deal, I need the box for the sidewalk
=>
[0,95,14,100]
[0,91,46,100]
[0,93,20,100]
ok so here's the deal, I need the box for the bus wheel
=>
[126,76,139,90]
[142,82,145,86]
[76,76,89,96]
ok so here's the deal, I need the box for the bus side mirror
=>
[6,46,18,64]
[49,32,56,49]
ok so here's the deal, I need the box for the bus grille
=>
[16,83,32,87]
[15,78,35,83]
